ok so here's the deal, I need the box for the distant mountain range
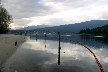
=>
[18,24,52,30]
[19,20,108,33]
[34,20,108,33]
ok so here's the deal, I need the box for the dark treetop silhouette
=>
[0,0,13,34]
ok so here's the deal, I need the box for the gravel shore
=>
[0,34,26,70]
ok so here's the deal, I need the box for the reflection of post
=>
[58,32,60,65]
[36,34,37,40]
[45,34,46,48]
[30,33,31,39]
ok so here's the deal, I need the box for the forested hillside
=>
[79,24,108,36]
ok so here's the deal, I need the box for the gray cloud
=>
[1,0,108,29]
[46,18,69,26]
[45,0,99,9]
[14,19,32,26]
[97,11,108,19]
[2,0,55,19]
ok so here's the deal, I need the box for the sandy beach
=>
[0,34,26,70]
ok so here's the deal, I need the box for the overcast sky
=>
[1,0,108,29]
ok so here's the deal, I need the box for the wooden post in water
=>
[36,34,37,40]
[58,32,61,65]
[15,41,17,46]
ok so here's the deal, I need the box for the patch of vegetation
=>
[0,0,13,34]
[79,24,108,36]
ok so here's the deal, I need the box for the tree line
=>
[79,24,108,36]
[0,0,13,34]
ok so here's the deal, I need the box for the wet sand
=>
[0,34,26,70]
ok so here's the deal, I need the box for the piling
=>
[58,32,61,65]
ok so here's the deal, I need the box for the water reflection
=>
[30,34,108,48]
[79,35,108,47]
[2,38,108,72]
[27,39,108,64]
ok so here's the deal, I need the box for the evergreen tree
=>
[0,0,13,34]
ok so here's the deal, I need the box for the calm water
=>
[2,34,108,72]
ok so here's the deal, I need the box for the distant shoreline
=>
[79,34,106,36]
[0,34,26,71]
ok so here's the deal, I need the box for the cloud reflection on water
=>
[26,39,108,69]
[3,38,108,72]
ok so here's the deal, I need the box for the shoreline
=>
[0,34,27,71]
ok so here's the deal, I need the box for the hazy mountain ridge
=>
[18,24,52,30]
[35,20,108,33]
[18,20,108,33]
